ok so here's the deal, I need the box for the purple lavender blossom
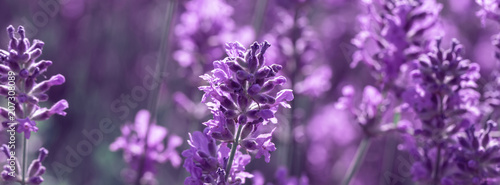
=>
[481,33,500,122]
[441,121,500,185]
[264,9,331,98]
[110,109,182,184]
[403,39,481,184]
[352,0,442,89]
[174,0,249,78]
[0,25,68,139]
[183,41,293,184]
[1,145,48,184]
[476,0,500,25]
[182,131,252,185]
[335,85,399,136]
[198,41,292,154]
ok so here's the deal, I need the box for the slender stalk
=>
[288,5,302,176]
[433,146,442,185]
[341,137,372,185]
[21,136,27,185]
[252,0,267,36]
[378,113,401,184]
[225,124,243,181]
[134,1,176,184]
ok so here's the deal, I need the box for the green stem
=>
[225,124,243,181]
[341,137,372,185]
[134,1,176,184]
[433,146,442,185]
[21,135,27,185]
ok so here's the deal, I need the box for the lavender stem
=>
[21,136,27,185]
[134,0,176,184]
[341,137,372,185]
[225,124,243,181]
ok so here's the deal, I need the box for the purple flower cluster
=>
[442,121,500,185]
[403,39,484,184]
[183,131,252,185]
[1,145,48,184]
[110,110,182,184]
[183,41,293,184]
[174,0,237,76]
[352,0,442,88]
[476,0,500,25]
[335,85,390,136]
[263,9,331,98]
[336,1,500,184]
[0,25,68,139]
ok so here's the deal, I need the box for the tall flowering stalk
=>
[263,4,330,175]
[183,41,293,184]
[402,39,482,184]
[0,25,69,184]
[339,0,443,184]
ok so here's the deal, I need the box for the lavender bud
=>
[255,67,270,79]
[220,96,236,110]
[224,110,238,119]
[38,148,48,161]
[240,139,258,150]
[226,61,244,72]
[28,176,44,184]
[237,95,249,111]
[252,94,268,104]
[247,84,261,95]
[237,115,247,124]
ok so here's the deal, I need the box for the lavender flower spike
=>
[184,41,293,184]
[403,38,481,184]
[0,25,69,138]
[1,145,48,184]
[110,109,182,184]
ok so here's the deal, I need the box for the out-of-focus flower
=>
[476,0,500,25]
[481,34,500,122]
[264,9,331,98]
[174,0,239,77]
[352,0,442,89]
[252,166,309,185]
[1,145,48,184]
[402,39,481,183]
[110,110,182,184]
[306,103,357,183]
[0,25,68,139]
[335,85,399,136]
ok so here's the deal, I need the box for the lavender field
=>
[1,0,500,185]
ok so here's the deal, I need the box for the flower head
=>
[0,25,68,138]
[403,39,482,183]
[1,145,48,184]
[110,110,182,184]
[185,41,292,184]
[183,131,252,185]
[352,0,442,87]
[440,121,500,185]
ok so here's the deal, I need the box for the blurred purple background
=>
[1,0,499,184]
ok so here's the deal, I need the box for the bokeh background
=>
[0,0,499,184]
